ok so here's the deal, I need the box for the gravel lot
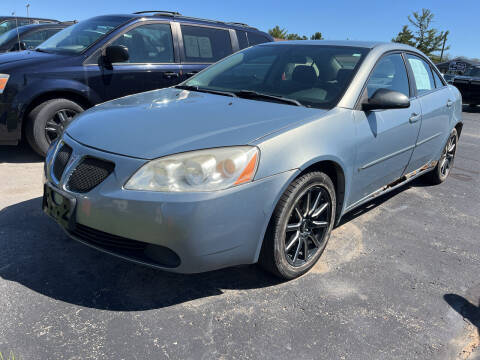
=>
[0,108,479,360]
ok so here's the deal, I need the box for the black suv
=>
[0,16,59,35]
[0,11,273,155]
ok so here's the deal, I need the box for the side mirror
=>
[103,45,129,66]
[11,41,27,51]
[362,89,410,111]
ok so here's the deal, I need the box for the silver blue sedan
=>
[43,41,462,279]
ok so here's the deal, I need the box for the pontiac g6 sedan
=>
[43,41,462,279]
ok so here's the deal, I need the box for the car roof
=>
[95,12,267,33]
[0,16,58,22]
[262,40,419,52]
[14,23,69,32]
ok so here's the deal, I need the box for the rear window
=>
[247,32,270,46]
[181,25,232,63]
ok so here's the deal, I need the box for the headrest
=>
[292,65,317,87]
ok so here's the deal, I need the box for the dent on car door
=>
[404,54,452,173]
[178,24,234,82]
[349,53,421,206]
[102,22,179,100]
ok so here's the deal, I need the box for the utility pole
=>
[440,30,449,62]
[26,4,30,19]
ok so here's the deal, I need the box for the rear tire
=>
[26,98,84,156]
[259,171,336,280]
[425,128,458,185]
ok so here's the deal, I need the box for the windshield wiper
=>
[175,85,237,98]
[35,48,49,53]
[235,90,303,107]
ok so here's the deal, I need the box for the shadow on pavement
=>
[444,294,480,336]
[0,197,281,311]
[0,142,42,164]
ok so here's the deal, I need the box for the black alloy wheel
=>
[284,185,331,267]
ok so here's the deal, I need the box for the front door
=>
[101,22,179,101]
[349,53,421,206]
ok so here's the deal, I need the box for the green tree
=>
[392,9,449,59]
[286,33,308,40]
[268,26,288,39]
[392,25,415,46]
[310,32,324,40]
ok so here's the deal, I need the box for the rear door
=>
[99,21,179,101]
[404,54,452,173]
[177,23,234,82]
[350,53,421,205]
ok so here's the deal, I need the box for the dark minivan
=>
[0,11,273,155]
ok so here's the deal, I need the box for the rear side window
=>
[236,30,248,49]
[246,32,270,46]
[407,54,435,95]
[431,68,445,88]
[181,25,232,63]
[366,53,410,98]
[110,23,174,63]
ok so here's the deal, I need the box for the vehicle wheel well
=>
[455,122,463,138]
[21,91,92,138]
[298,161,345,223]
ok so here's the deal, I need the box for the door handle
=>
[409,113,421,123]
[163,72,179,78]
[446,99,453,108]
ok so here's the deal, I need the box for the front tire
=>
[259,171,336,280]
[426,128,458,185]
[26,98,84,156]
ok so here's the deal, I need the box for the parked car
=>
[450,66,480,107]
[0,11,273,155]
[0,16,59,35]
[0,23,73,52]
[43,41,463,279]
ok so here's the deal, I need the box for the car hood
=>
[0,49,63,67]
[66,88,326,159]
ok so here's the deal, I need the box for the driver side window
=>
[110,23,174,64]
[367,54,410,98]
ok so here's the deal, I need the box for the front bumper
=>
[44,134,296,273]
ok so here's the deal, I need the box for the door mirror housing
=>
[11,41,27,51]
[103,45,129,66]
[362,89,410,111]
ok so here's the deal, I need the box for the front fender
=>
[252,107,357,218]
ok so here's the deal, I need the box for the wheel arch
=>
[297,160,346,224]
[21,90,94,138]
[455,122,463,138]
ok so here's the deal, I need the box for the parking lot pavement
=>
[0,109,479,360]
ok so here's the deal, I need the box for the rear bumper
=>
[45,135,296,273]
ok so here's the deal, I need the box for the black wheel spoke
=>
[44,108,78,143]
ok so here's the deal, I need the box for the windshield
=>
[0,27,22,47]
[37,16,130,54]
[184,44,369,109]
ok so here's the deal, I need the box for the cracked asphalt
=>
[0,108,479,359]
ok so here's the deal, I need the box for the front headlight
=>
[0,74,9,94]
[125,146,259,192]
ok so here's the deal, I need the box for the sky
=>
[1,0,478,59]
